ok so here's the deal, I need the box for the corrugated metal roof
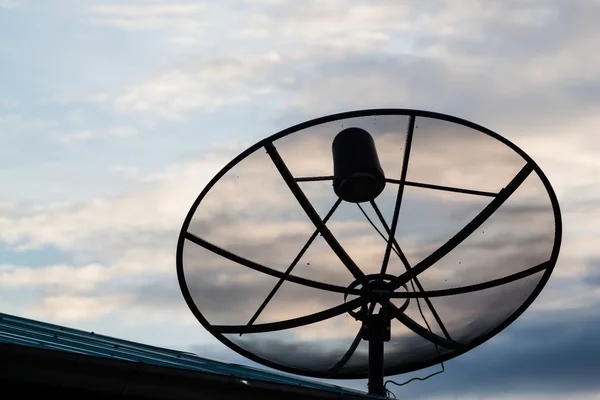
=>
[0,311,367,397]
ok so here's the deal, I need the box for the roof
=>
[0,311,372,399]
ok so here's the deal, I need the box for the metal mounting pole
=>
[364,311,390,396]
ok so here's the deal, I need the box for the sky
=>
[1,0,600,399]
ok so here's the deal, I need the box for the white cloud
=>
[0,263,109,291]
[59,130,95,143]
[40,92,110,105]
[0,114,57,134]
[110,165,141,179]
[114,52,284,118]
[242,0,287,5]
[103,1,600,125]
[88,3,206,31]
[236,1,417,49]
[0,0,21,9]
[90,4,205,16]
[169,36,198,45]
[58,126,139,144]
[27,293,134,321]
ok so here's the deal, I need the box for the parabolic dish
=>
[176,109,562,379]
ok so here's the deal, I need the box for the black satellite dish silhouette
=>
[176,109,562,396]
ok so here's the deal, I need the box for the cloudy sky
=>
[1,0,600,399]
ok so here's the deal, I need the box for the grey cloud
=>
[227,335,361,373]
[392,307,600,399]
[181,243,351,326]
[264,1,600,137]
[425,0,597,62]
[271,51,572,134]
[127,281,185,308]
[583,258,600,286]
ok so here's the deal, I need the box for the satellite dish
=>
[176,109,562,396]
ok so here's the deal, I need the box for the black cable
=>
[383,291,445,389]
[356,204,393,253]
[385,387,397,399]
[356,203,446,395]
[384,363,445,388]
[356,203,420,294]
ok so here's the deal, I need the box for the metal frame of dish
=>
[176,109,562,386]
